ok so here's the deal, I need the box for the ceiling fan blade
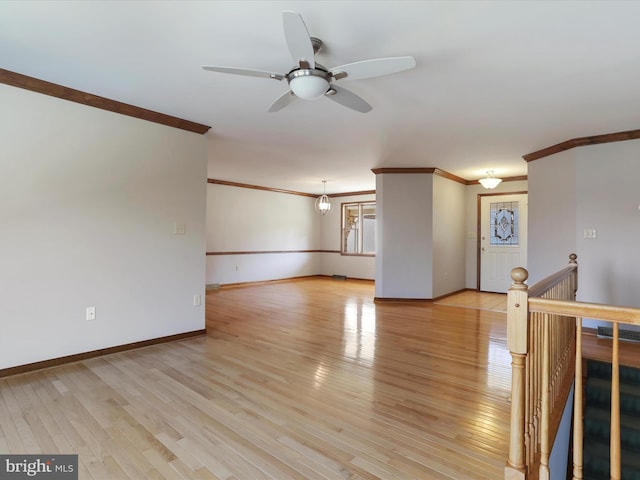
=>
[268,90,298,113]
[330,56,416,81]
[202,66,284,81]
[326,85,372,113]
[282,11,315,69]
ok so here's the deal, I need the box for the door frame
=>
[476,190,528,291]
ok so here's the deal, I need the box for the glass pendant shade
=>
[479,171,502,189]
[315,194,332,215]
[315,180,331,215]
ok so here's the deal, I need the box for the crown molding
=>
[329,190,376,197]
[371,167,437,174]
[208,178,316,197]
[0,68,211,135]
[432,168,468,185]
[371,167,466,184]
[207,178,375,198]
[372,168,526,185]
[523,128,640,162]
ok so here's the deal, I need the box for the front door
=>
[479,193,528,293]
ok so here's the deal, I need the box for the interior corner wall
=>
[527,151,577,285]
[375,173,433,299]
[0,84,207,370]
[528,139,640,320]
[574,140,640,309]
[318,193,376,280]
[432,176,466,297]
[205,183,321,284]
[464,180,529,289]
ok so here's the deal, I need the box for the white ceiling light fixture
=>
[315,180,332,215]
[478,171,502,189]
[288,69,331,100]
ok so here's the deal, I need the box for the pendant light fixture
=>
[315,180,332,215]
[478,170,502,189]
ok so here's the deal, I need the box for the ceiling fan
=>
[202,11,416,113]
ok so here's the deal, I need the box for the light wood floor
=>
[434,290,507,313]
[0,278,513,479]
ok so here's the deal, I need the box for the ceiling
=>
[2,1,640,195]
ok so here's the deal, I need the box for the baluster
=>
[569,253,578,300]
[539,313,550,480]
[573,317,583,480]
[611,323,621,480]
[554,314,559,402]
[550,315,556,405]
[549,315,562,402]
[529,313,537,465]
[534,312,541,459]
[525,321,532,466]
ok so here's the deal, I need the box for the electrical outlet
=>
[86,306,96,321]
[193,295,201,307]
[173,223,186,235]
[583,228,597,239]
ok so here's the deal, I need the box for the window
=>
[341,202,376,255]
[490,201,519,246]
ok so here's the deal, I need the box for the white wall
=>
[527,152,576,284]
[318,193,376,280]
[0,85,207,369]
[319,252,375,280]
[528,139,640,326]
[375,173,434,299]
[465,180,529,289]
[207,252,319,285]
[205,183,320,284]
[433,175,466,297]
[205,185,375,284]
[575,141,640,307]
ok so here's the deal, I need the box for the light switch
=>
[173,223,186,235]
[583,228,597,239]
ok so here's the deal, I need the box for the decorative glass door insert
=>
[490,201,519,246]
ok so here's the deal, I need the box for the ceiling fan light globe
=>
[289,75,330,100]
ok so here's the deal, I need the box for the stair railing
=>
[505,254,578,480]
[505,253,640,480]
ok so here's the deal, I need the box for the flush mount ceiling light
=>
[315,180,332,215]
[478,171,502,189]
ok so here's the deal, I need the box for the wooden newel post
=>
[505,267,530,480]
[569,253,578,299]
